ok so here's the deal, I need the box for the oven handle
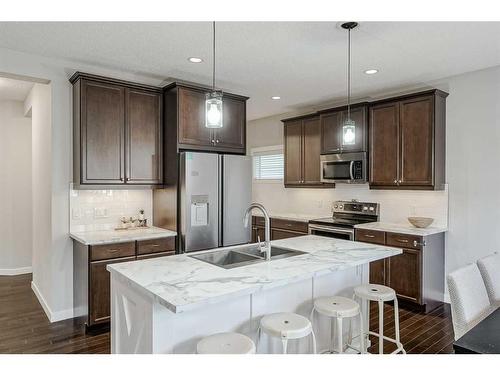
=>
[349,160,355,180]
[308,224,354,235]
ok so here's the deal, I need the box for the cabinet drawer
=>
[136,251,175,260]
[355,229,385,245]
[271,228,306,241]
[386,232,423,250]
[253,215,266,227]
[271,218,308,233]
[90,242,136,261]
[137,237,175,255]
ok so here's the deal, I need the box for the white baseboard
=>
[444,292,450,304]
[31,281,75,323]
[0,266,32,276]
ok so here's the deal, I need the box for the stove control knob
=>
[369,206,375,211]
[339,205,343,209]
[363,206,368,211]
[334,204,338,209]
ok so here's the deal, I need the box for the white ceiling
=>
[0,22,499,120]
[0,76,34,101]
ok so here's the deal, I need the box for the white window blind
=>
[253,152,284,180]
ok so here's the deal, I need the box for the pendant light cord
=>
[212,21,216,90]
[347,27,351,120]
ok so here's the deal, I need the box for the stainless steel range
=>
[309,200,379,240]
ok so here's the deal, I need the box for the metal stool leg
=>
[310,329,317,354]
[378,300,384,354]
[393,298,406,354]
[336,317,343,354]
[256,327,261,354]
[281,338,288,354]
[359,310,366,353]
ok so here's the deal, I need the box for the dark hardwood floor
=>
[0,274,110,354]
[367,301,455,354]
[1,274,454,354]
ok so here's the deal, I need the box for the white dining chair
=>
[447,263,495,340]
[477,252,500,307]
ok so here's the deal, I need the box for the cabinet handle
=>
[211,139,215,144]
[364,234,375,238]
[393,179,398,184]
[151,244,160,247]
[398,180,402,184]
[286,224,292,227]
[216,139,220,144]
[395,239,409,244]
[413,240,426,247]
[108,249,119,253]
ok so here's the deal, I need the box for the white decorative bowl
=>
[408,217,434,228]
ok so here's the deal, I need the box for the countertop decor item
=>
[408,217,434,228]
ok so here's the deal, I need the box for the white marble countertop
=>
[252,212,322,222]
[70,226,177,245]
[354,222,447,236]
[107,235,401,314]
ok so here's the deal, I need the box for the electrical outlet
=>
[94,207,109,219]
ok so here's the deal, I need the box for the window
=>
[252,146,284,180]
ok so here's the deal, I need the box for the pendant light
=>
[341,22,358,146]
[205,21,223,129]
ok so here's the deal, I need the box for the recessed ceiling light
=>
[271,96,281,100]
[364,69,379,75]
[188,57,203,63]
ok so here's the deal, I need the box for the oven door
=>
[320,152,366,183]
[308,224,354,241]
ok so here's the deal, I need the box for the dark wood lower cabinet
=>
[355,228,444,313]
[89,256,135,326]
[73,237,176,329]
[386,248,421,304]
[251,216,308,242]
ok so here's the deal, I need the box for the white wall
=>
[70,188,153,233]
[0,100,32,275]
[443,66,500,276]
[1,47,166,322]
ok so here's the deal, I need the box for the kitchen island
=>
[107,235,401,354]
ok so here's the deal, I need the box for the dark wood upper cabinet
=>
[126,89,162,184]
[71,72,163,188]
[80,80,125,184]
[320,104,367,154]
[177,87,213,148]
[165,84,248,155]
[284,120,303,185]
[215,96,246,150]
[369,90,447,190]
[283,115,332,188]
[320,111,341,153]
[369,102,400,187]
[302,117,322,184]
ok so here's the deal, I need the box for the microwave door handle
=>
[349,160,355,180]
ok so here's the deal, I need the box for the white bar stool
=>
[310,296,365,354]
[197,332,256,354]
[353,284,405,354]
[256,312,317,354]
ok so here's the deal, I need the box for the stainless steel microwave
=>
[320,152,367,183]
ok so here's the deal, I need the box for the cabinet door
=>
[81,80,125,184]
[386,248,422,303]
[271,229,305,240]
[369,102,400,187]
[89,256,135,326]
[339,106,367,153]
[399,96,434,187]
[125,89,162,184]
[178,87,213,148]
[369,259,386,286]
[320,111,342,154]
[284,120,303,185]
[302,117,322,184]
[214,97,245,152]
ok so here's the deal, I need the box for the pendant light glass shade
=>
[342,118,356,145]
[206,21,223,129]
[205,91,223,128]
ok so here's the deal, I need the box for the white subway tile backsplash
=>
[69,185,153,232]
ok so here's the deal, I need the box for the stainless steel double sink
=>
[189,244,305,269]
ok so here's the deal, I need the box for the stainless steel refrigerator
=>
[179,151,252,253]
